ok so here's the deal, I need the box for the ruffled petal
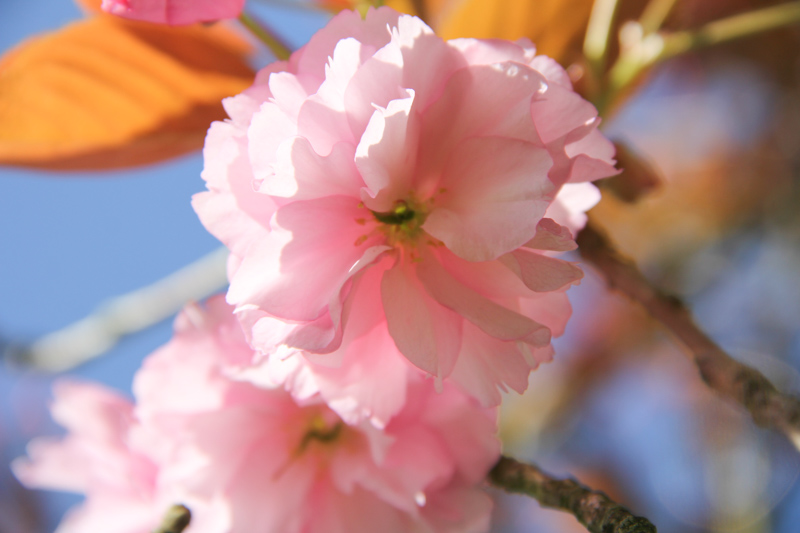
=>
[344,16,462,137]
[248,101,299,184]
[295,7,401,82]
[418,62,549,179]
[499,248,583,292]
[381,261,463,377]
[523,217,578,252]
[531,81,599,145]
[266,138,362,200]
[448,325,533,406]
[416,253,551,347]
[227,196,379,323]
[356,91,420,211]
[423,136,553,261]
[544,182,602,233]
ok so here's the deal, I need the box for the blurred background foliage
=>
[1,0,800,532]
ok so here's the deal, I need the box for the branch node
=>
[490,456,657,533]
[153,504,191,533]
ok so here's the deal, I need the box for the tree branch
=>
[9,247,228,372]
[153,504,191,533]
[489,456,656,533]
[238,12,291,61]
[577,223,800,450]
[638,0,679,35]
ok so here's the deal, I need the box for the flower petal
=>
[499,248,583,292]
[544,182,601,233]
[356,91,420,211]
[295,7,401,82]
[416,254,550,346]
[417,62,548,177]
[248,101,298,184]
[523,217,577,252]
[267,137,362,200]
[423,136,553,261]
[381,261,462,377]
[531,81,598,144]
[226,196,376,323]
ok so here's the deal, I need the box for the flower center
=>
[369,199,428,247]
[297,415,343,454]
[273,412,345,480]
[371,200,417,225]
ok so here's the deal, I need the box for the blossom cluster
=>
[15,298,497,533]
[16,6,616,532]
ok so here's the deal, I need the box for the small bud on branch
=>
[153,504,191,533]
[489,456,657,533]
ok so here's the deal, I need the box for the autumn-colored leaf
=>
[386,0,594,65]
[0,17,254,170]
[74,0,103,14]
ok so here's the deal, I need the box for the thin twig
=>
[639,0,679,35]
[238,12,292,60]
[9,247,229,372]
[607,1,800,96]
[583,0,622,76]
[153,504,191,533]
[577,224,800,450]
[658,1,800,61]
[489,456,657,533]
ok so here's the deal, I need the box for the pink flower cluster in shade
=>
[101,0,245,25]
[14,297,500,533]
[194,7,617,411]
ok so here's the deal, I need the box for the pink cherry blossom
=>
[101,0,245,25]
[194,7,618,405]
[11,381,170,533]
[15,298,500,533]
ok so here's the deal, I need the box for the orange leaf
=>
[443,0,593,63]
[386,0,594,65]
[0,17,255,170]
[74,0,103,14]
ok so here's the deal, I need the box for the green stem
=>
[238,12,291,61]
[658,1,800,61]
[605,31,663,99]
[605,1,800,108]
[639,0,679,34]
[583,0,622,76]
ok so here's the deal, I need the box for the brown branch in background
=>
[410,0,430,25]
[489,456,657,533]
[153,504,192,533]
[577,223,800,450]
[602,142,662,203]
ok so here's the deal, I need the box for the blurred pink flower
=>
[101,0,245,25]
[11,382,168,533]
[194,7,617,405]
[14,298,500,533]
